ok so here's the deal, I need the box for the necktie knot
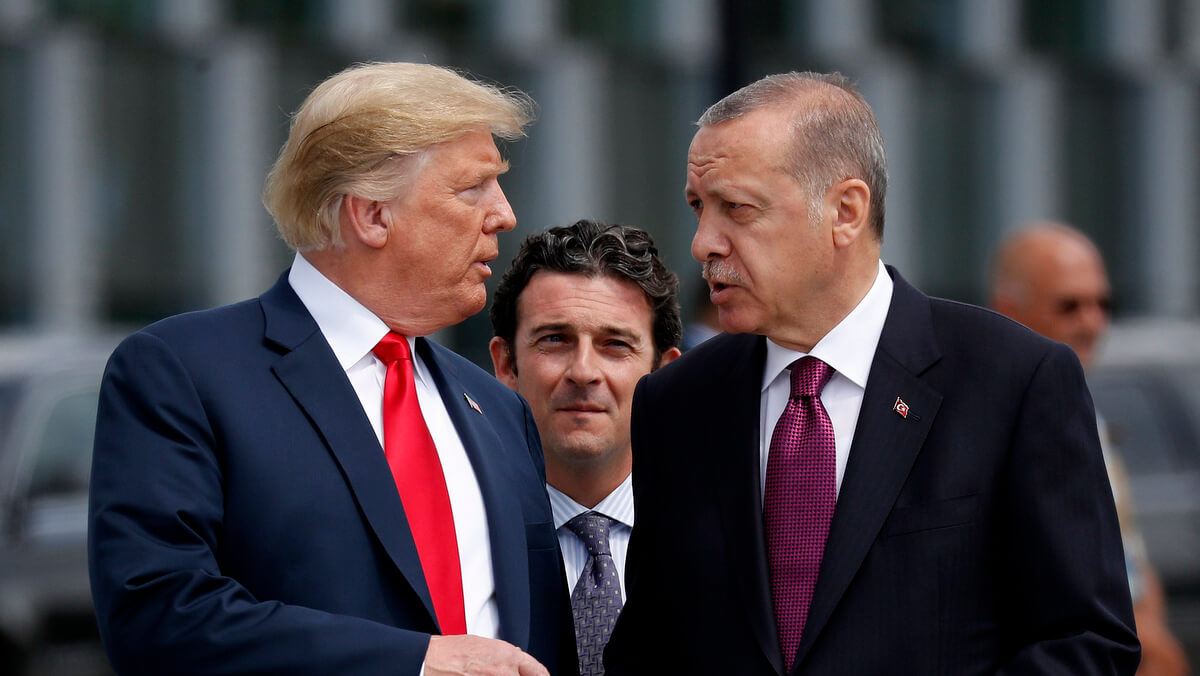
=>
[373,332,412,364]
[789,356,834,399]
[566,512,614,558]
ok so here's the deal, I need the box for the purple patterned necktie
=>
[566,511,623,676]
[764,356,836,672]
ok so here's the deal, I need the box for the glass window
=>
[1166,366,1200,472]
[0,379,25,457]
[28,387,99,499]
[1090,374,1175,475]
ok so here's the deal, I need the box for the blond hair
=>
[264,62,535,251]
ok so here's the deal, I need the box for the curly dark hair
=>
[490,219,682,367]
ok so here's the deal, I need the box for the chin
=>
[717,309,760,336]
[549,435,609,462]
[457,290,487,320]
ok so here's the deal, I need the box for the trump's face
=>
[491,272,677,482]
[686,107,835,344]
[382,128,516,332]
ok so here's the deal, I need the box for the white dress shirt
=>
[547,475,634,601]
[759,261,894,499]
[288,253,500,639]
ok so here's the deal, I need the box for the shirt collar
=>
[547,474,634,530]
[288,252,391,372]
[762,260,894,392]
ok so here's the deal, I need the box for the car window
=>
[27,386,99,499]
[0,379,25,457]
[1169,368,1200,471]
[1091,375,1178,475]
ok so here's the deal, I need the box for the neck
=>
[547,456,631,509]
[770,255,879,352]
[302,248,444,336]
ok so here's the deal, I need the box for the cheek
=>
[612,368,650,405]
[520,361,565,403]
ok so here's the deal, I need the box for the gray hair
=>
[699,72,888,239]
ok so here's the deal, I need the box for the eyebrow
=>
[456,159,510,188]
[686,182,757,205]
[527,322,644,343]
[477,159,510,181]
[528,322,571,335]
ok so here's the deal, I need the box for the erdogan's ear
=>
[341,194,389,250]
[489,337,519,390]
[829,178,871,249]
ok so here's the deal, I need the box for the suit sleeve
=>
[602,374,664,675]
[88,331,430,675]
[518,394,580,676]
[996,342,1140,674]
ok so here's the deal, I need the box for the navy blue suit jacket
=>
[605,267,1139,675]
[89,273,574,675]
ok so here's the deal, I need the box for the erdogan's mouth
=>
[702,259,744,299]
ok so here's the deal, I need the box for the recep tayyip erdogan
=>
[604,71,1138,675]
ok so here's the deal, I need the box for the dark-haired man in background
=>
[489,220,681,676]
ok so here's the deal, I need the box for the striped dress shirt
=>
[547,475,634,601]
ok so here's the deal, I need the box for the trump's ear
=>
[830,178,871,249]
[341,193,390,249]
[489,337,519,390]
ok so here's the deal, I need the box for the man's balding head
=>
[991,222,1112,368]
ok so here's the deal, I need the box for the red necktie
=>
[373,333,466,635]
[764,356,837,672]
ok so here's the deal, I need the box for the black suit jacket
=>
[605,267,1138,675]
[89,272,575,675]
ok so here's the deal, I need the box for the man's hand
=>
[424,635,550,676]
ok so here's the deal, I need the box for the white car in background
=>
[0,332,119,676]
[1089,318,1200,666]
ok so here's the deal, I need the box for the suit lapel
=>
[417,338,531,648]
[710,335,785,674]
[259,275,439,628]
[790,268,943,670]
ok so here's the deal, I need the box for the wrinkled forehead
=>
[688,111,793,177]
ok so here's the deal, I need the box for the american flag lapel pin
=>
[893,397,910,419]
[464,393,483,415]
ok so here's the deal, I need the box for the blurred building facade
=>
[1,0,1198,367]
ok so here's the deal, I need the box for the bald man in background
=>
[992,222,1190,676]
